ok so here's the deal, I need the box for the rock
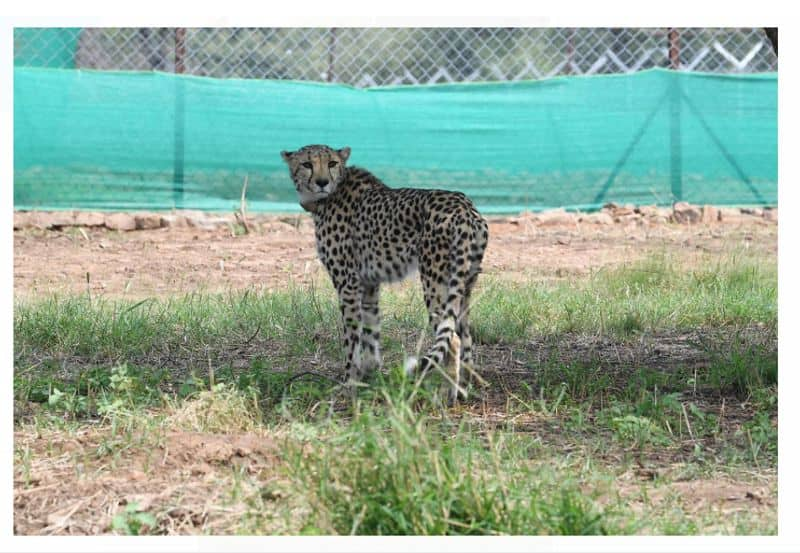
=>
[18,210,107,229]
[614,213,642,225]
[601,203,634,216]
[579,212,614,225]
[536,208,576,226]
[646,215,670,225]
[134,212,163,230]
[763,207,778,222]
[13,212,31,229]
[611,205,636,218]
[741,207,763,217]
[104,213,137,231]
[717,207,746,222]
[639,205,672,225]
[672,202,702,224]
[636,205,660,217]
[183,210,231,229]
[179,210,208,228]
[616,215,641,226]
[23,211,76,229]
[74,211,106,226]
[159,214,189,228]
[701,205,719,224]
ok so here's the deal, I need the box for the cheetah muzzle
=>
[280,144,489,404]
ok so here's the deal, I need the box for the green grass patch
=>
[706,342,777,398]
[286,382,612,535]
[15,252,776,365]
[472,253,776,343]
[14,284,341,362]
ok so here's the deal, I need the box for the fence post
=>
[566,28,575,74]
[327,28,337,82]
[668,28,682,202]
[173,28,186,208]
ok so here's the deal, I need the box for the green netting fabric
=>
[14,67,776,214]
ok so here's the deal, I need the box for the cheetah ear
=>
[337,147,351,163]
[280,150,293,163]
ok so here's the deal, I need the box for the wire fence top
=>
[14,27,777,87]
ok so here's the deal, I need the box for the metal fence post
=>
[668,28,682,202]
[327,28,337,83]
[173,28,186,208]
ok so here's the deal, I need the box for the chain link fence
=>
[15,27,777,86]
[14,27,777,213]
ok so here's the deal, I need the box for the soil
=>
[13,214,777,299]
[13,428,282,535]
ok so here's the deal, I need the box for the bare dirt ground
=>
[14,428,282,535]
[13,213,777,299]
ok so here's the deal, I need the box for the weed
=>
[111,502,157,535]
[47,386,89,419]
[707,344,777,398]
[97,364,138,421]
[740,411,777,466]
[608,413,669,449]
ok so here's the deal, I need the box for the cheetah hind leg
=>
[445,333,464,405]
[403,332,465,405]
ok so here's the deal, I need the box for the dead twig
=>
[85,272,92,306]
[14,482,62,496]
[207,350,215,389]
[234,175,251,234]
[681,402,695,442]
[239,321,262,350]
[285,370,341,388]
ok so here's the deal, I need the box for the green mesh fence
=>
[14,66,776,214]
[14,28,79,68]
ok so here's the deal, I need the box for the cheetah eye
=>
[301,162,313,169]
[328,161,338,168]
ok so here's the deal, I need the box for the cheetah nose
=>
[315,178,329,189]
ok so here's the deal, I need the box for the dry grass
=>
[165,383,262,434]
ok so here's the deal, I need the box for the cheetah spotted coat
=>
[281,144,488,402]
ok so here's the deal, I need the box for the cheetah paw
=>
[404,356,418,377]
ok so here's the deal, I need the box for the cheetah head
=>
[280,144,351,212]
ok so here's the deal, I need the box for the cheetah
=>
[280,144,489,402]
